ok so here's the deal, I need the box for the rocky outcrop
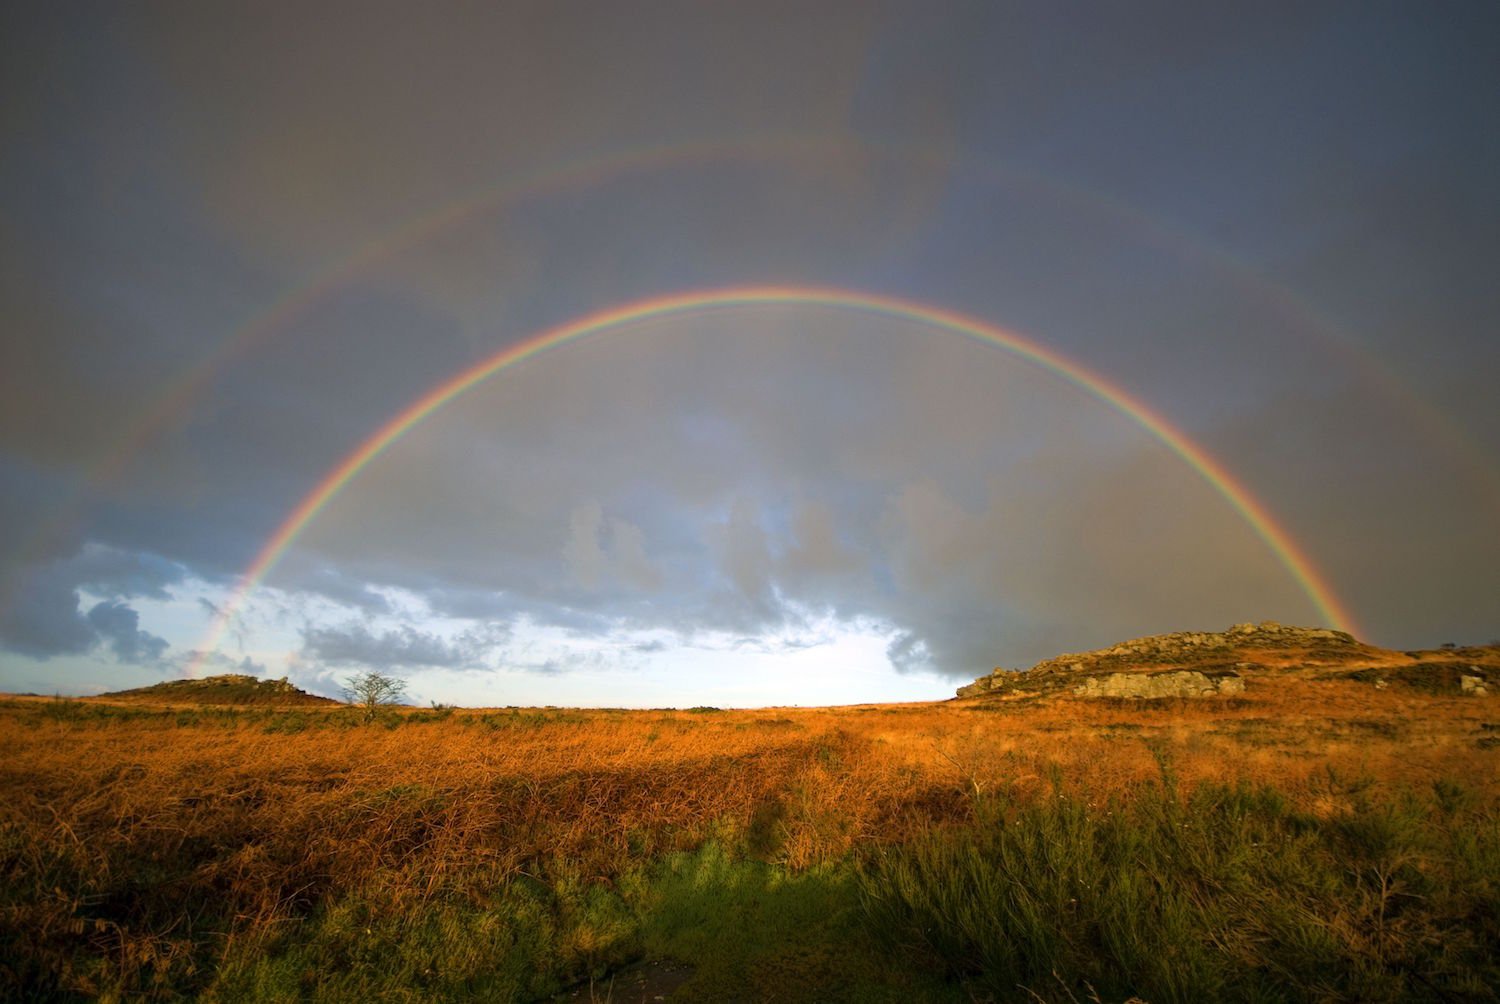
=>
[1073,670,1245,699]
[103,674,336,706]
[957,622,1361,700]
[1027,621,1356,677]
[956,675,1008,699]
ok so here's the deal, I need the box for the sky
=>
[1,2,1496,707]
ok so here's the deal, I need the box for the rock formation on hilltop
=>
[957,621,1365,700]
[101,674,338,706]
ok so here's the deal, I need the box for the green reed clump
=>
[858,778,1500,1002]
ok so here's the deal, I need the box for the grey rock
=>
[1073,670,1245,699]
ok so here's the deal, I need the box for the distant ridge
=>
[958,621,1499,700]
[101,674,339,706]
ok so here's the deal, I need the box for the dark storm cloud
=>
[65,543,186,601]
[0,569,169,666]
[85,601,169,664]
[2,3,1497,695]
[130,2,882,267]
[0,275,484,605]
[0,564,99,659]
[0,543,185,660]
[1216,382,1500,647]
[287,568,393,617]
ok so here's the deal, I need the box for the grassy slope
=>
[1,675,1497,1001]
[98,674,341,707]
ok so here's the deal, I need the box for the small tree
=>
[343,670,408,721]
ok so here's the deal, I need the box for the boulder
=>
[1073,670,1245,699]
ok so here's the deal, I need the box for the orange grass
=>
[1,677,1495,998]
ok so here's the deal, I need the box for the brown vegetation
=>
[1,669,1497,999]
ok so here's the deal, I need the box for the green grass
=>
[186,782,1500,1002]
[858,779,1500,1002]
[634,842,960,1002]
[202,843,957,1003]
[208,877,617,1001]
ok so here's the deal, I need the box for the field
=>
[2,676,1498,1002]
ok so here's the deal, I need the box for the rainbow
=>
[13,134,1491,624]
[75,134,1500,509]
[189,286,1361,672]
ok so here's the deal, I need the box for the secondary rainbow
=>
[190,286,1360,672]
[17,135,1483,625]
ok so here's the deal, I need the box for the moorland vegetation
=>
[2,632,1498,1001]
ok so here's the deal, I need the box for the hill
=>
[100,673,340,706]
[957,620,1499,699]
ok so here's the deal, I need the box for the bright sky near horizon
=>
[2,4,1496,706]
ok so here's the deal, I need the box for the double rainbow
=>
[190,286,1359,672]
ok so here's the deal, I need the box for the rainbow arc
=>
[190,286,1360,673]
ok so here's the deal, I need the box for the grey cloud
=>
[179,651,266,677]
[300,620,509,671]
[458,621,513,655]
[301,623,462,670]
[290,566,394,616]
[0,565,98,658]
[0,547,178,663]
[84,601,169,664]
[563,503,607,590]
[131,4,877,267]
[493,652,607,678]
[879,480,987,594]
[419,586,617,637]
[4,3,1496,700]
[885,632,932,675]
[782,499,861,580]
[418,587,515,621]
[67,543,186,600]
[607,517,663,591]
[708,499,780,624]
[563,503,663,593]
